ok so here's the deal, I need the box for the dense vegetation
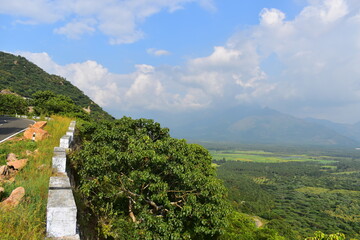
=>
[0,93,28,115]
[0,89,93,120]
[212,147,360,240]
[31,90,90,120]
[70,118,229,239]
[0,51,113,120]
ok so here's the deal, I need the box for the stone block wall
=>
[46,121,80,239]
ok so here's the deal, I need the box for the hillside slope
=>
[0,51,113,120]
[305,118,360,143]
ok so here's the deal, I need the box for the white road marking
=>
[0,118,35,144]
[0,128,28,144]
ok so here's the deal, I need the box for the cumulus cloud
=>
[0,0,65,24]
[54,19,96,39]
[17,51,210,111]
[147,48,171,56]
[0,0,215,44]
[18,51,122,106]
[15,0,360,122]
[228,0,360,122]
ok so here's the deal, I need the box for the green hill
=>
[0,51,113,120]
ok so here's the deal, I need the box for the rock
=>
[6,153,18,162]
[7,136,24,142]
[37,164,47,170]
[0,176,15,184]
[6,154,28,170]
[0,165,9,175]
[32,121,47,129]
[5,177,15,184]
[7,159,28,170]
[25,150,33,156]
[0,187,25,209]
[25,149,39,156]
[0,165,6,175]
[23,121,49,141]
[24,127,49,141]
[83,106,91,114]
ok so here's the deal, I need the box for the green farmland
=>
[210,150,338,164]
[210,146,360,239]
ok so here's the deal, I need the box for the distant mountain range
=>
[159,105,359,147]
[304,118,360,143]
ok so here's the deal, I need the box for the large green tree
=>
[71,117,229,239]
[0,93,28,115]
[304,231,346,240]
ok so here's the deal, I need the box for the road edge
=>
[0,119,36,144]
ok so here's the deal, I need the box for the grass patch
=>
[332,171,360,175]
[295,187,360,196]
[0,116,71,240]
[211,163,220,168]
[295,187,330,194]
[210,150,338,164]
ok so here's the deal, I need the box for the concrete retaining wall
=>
[46,121,80,239]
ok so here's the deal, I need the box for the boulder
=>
[0,187,25,209]
[0,165,9,176]
[6,153,18,162]
[24,127,49,141]
[2,177,15,184]
[25,150,33,156]
[37,164,47,170]
[7,159,28,170]
[25,149,39,156]
[32,121,47,129]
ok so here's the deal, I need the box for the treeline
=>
[216,159,360,239]
[0,90,91,120]
[199,141,360,159]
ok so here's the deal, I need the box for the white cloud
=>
[147,48,171,56]
[17,51,211,111]
[0,0,66,23]
[300,0,348,23]
[228,0,360,122]
[0,0,215,44]
[260,8,286,26]
[15,0,360,123]
[54,19,96,39]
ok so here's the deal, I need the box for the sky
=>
[1,0,360,124]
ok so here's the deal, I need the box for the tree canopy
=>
[0,93,27,115]
[31,90,89,120]
[71,117,230,239]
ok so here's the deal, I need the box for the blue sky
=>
[1,0,360,124]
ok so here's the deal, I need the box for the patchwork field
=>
[212,146,360,239]
[210,150,339,164]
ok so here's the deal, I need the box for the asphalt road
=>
[0,116,35,143]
